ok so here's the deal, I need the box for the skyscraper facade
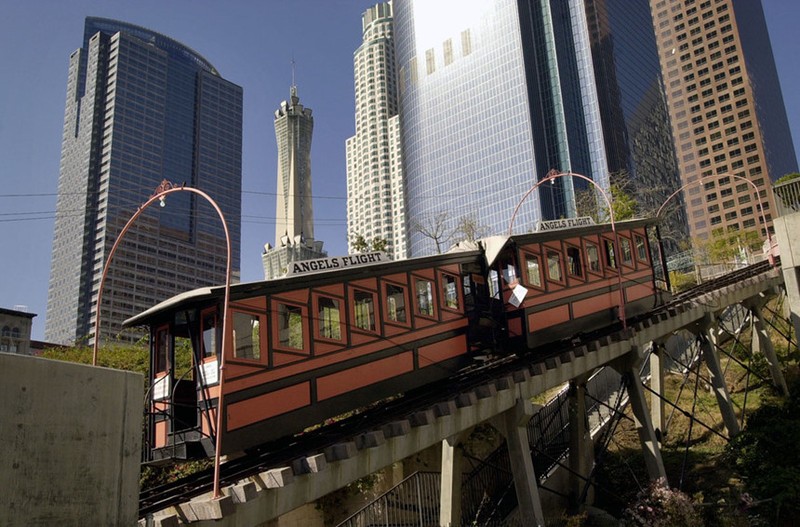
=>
[393,0,616,256]
[346,3,407,260]
[650,0,797,242]
[45,18,243,345]
[585,0,688,246]
[262,86,326,279]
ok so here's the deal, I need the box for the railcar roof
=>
[457,216,658,267]
[122,246,483,328]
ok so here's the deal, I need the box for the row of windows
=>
[227,274,462,362]
[498,236,649,295]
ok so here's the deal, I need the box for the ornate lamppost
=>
[91,179,232,498]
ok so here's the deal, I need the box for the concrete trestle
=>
[144,266,785,526]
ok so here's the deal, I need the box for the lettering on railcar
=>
[287,252,389,276]
[536,216,595,232]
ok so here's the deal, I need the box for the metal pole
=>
[656,173,774,266]
[91,180,232,499]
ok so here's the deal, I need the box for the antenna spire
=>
[290,56,297,98]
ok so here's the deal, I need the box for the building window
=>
[317,297,342,340]
[567,247,582,277]
[442,274,459,310]
[547,252,562,282]
[620,238,633,264]
[605,240,617,268]
[587,243,601,272]
[636,236,648,262]
[416,279,434,317]
[201,310,217,358]
[155,326,169,371]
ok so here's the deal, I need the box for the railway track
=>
[139,258,778,518]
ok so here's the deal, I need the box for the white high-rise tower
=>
[346,3,407,260]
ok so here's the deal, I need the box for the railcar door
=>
[196,307,221,447]
[149,324,172,456]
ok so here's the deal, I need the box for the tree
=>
[775,171,800,185]
[370,237,388,252]
[351,234,368,253]
[700,227,761,263]
[412,211,457,254]
[574,171,638,223]
[456,214,489,242]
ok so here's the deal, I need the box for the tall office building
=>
[262,86,326,279]
[392,0,695,257]
[45,18,243,345]
[346,3,407,260]
[650,0,797,242]
[395,0,642,256]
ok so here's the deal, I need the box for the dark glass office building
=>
[45,18,243,344]
[585,0,688,245]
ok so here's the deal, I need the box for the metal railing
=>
[773,177,800,217]
[337,471,441,527]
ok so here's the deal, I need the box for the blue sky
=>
[1,1,798,340]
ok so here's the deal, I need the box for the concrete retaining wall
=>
[0,353,143,526]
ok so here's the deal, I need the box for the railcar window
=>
[354,290,376,331]
[636,235,648,262]
[525,255,542,287]
[416,279,434,316]
[278,304,304,350]
[201,311,216,358]
[155,326,168,371]
[502,262,517,285]
[488,270,500,299]
[232,312,261,360]
[605,240,617,268]
[442,274,459,309]
[318,297,342,340]
[547,252,562,281]
[567,247,582,277]
[621,238,633,264]
[587,243,601,272]
[386,284,407,323]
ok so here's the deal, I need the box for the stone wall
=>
[0,353,143,526]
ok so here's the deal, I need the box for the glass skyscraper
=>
[394,0,610,256]
[585,0,688,246]
[45,18,243,345]
[392,0,688,257]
